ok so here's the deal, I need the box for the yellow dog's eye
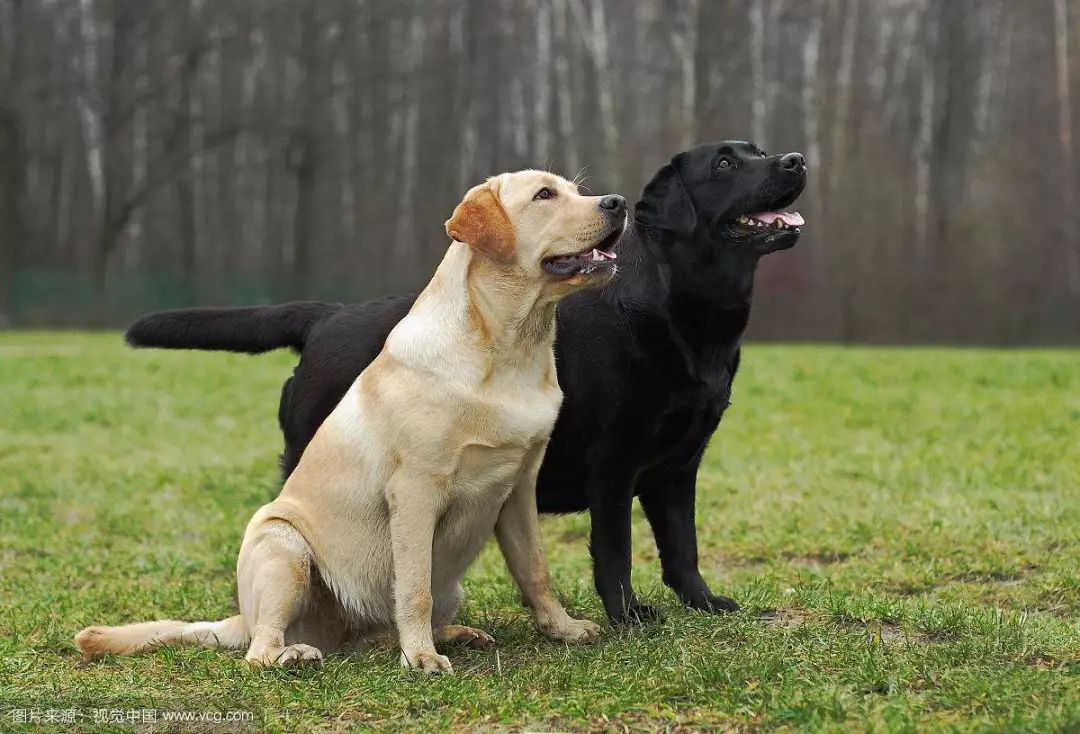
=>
[533,187,556,201]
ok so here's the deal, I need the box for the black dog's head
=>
[636,140,807,257]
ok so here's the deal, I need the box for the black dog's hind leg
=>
[588,468,662,625]
[640,459,739,614]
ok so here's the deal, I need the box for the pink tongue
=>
[752,211,805,226]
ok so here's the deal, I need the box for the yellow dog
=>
[76,170,625,674]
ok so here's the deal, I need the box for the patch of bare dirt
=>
[782,551,853,567]
[758,607,819,629]
[761,609,936,645]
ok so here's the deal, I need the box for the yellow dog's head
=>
[446,170,626,294]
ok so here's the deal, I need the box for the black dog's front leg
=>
[588,481,661,625]
[640,461,739,613]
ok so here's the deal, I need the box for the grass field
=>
[1,332,1078,733]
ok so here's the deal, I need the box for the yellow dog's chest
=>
[446,383,560,501]
[465,380,561,449]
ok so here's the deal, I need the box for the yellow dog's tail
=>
[74,615,248,658]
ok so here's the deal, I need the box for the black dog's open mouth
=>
[724,209,805,251]
[732,210,804,234]
[542,228,621,278]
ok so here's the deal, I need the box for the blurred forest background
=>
[0,0,1078,343]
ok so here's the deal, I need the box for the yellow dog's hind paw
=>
[247,643,324,670]
[541,616,602,644]
[439,624,496,651]
[277,643,324,670]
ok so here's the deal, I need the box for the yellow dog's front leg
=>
[495,442,602,644]
[387,471,454,674]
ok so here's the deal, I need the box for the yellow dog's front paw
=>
[400,649,453,674]
[541,616,602,644]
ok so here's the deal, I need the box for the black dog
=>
[128,142,807,624]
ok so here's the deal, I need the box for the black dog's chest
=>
[646,380,731,468]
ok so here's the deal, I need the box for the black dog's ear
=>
[638,161,696,237]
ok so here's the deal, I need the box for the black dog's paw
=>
[609,602,664,626]
[686,594,740,614]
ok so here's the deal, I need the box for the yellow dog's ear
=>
[445,181,516,263]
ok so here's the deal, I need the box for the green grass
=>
[1,333,1078,733]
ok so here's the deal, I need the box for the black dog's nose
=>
[599,195,626,217]
[780,152,806,172]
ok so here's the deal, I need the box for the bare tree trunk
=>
[553,0,578,176]
[671,0,700,151]
[452,2,477,193]
[1053,0,1079,293]
[763,0,783,137]
[587,0,617,172]
[380,11,407,286]
[928,0,980,275]
[289,0,321,297]
[0,0,26,326]
[261,29,284,288]
[76,0,105,219]
[885,1,923,130]
[869,3,897,107]
[534,0,552,166]
[801,0,824,287]
[76,0,106,304]
[828,0,859,198]
[974,0,1005,142]
[174,39,198,297]
[801,2,823,178]
[125,30,148,272]
[216,20,242,285]
[748,0,766,143]
[56,131,75,265]
[393,4,425,288]
[510,77,529,161]
[330,25,356,248]
[84,0,138,320]
[913,7,935,269]
[0,121,19,326]
[240,27,265,278]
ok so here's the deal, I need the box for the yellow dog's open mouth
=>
[542,229,621,278]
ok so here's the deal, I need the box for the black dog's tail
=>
[124,302,341,354]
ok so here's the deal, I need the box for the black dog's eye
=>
[533,187,556,201]
[717,159,731,170]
